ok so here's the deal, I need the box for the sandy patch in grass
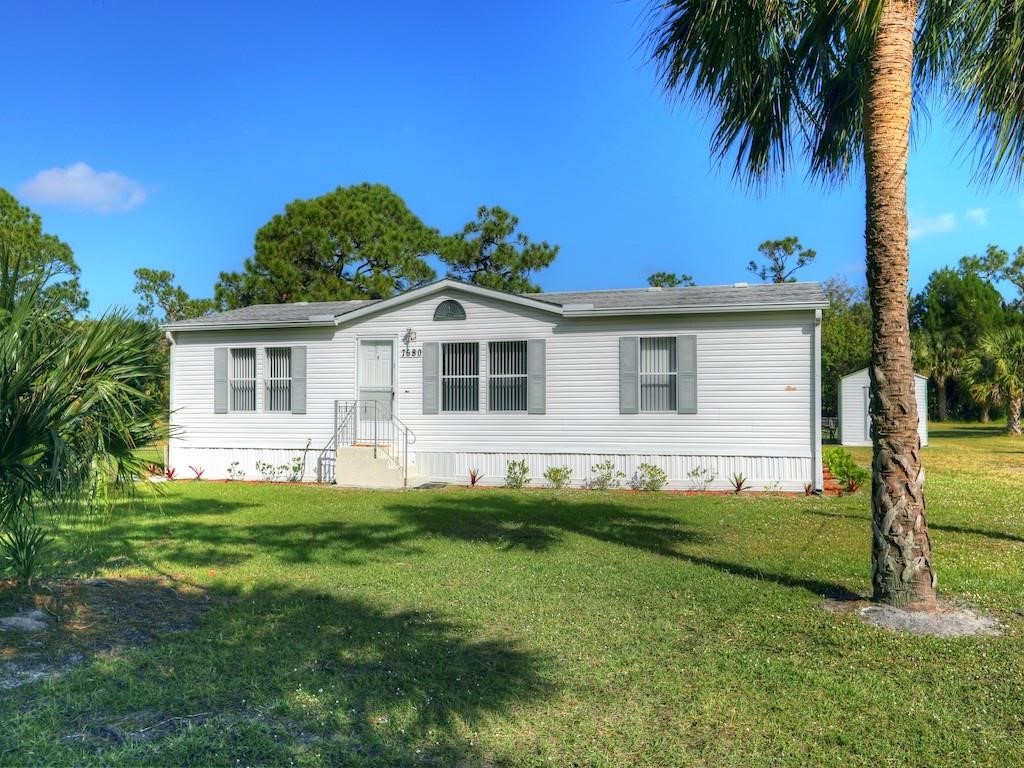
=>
[859,602,1002,637]
[822,594,1003,637]
[0,577,210,689]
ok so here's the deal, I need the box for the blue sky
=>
[2,1,1022,314]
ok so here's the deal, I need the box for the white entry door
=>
[358,340,394,442]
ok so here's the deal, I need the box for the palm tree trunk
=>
[864,0,936,610]
[935,376,948,422]
[1008,397,1022,435]
[979,405,990,423]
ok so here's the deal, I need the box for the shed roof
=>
[841,367,929,382]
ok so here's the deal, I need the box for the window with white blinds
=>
[640,337,677,412]
[442,342,479,411]
[488,341,527,412]
[265,347,292,412]
[229,348,257,412]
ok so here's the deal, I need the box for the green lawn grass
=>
[2,423,1022,766]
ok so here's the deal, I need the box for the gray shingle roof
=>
[528,282,826,311]
[170,299,377,327]
[165,280,826,330]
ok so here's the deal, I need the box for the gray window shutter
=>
[422,342,440,415]
[527,339,546,414]
[676,335,697,414]
[214,347,228,414]
[619,337,639,414]
[291,346,307,414]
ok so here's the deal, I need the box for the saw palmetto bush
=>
[0,252,165,582]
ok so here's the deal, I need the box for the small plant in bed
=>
[687,465,717,492]
[255,461,286,482]
[543,465,573,490]
[629,463,668,491]
[823,446,869,494]
[729,472,749,494]
[504,460,530,489]
[468,468,485,487]
[588,459,625,490]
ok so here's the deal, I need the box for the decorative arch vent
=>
[433,299,466,321]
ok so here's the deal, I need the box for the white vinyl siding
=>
[169,289,819,489]
[640,337,677,412]
[840,368,928,446]
[264,347,292,412]
[442,342,479,412]
[229,348,257,412]
[489,341,528,412]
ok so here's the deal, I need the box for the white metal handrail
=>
[329,399,417,486]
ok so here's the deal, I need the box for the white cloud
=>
[17,162,148,214]
[964,207,989,226]
[909,212,957,241]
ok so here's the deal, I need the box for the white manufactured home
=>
[839,367,928,447]
[164,279,827,491]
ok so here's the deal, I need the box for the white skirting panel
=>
[167,445,320,482]
[412,452,813,492]
[168,446,814,490]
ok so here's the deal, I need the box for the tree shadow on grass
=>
[385,493,862,601]
[58,488,862,604]
[804,508,1024,544]
[928,426,1013,440]
[1,584,552,766]
[54,497,422,578]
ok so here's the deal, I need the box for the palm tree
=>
[915,331,962,421]
[0,251,165,532]
[642,2,1024,610]
[964,329,1024,435]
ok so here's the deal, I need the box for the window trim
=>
[440,341,481,413]
[228,347,258,413]
[264,346,293,413]
[487,339,529,413]
[638,336,678,414]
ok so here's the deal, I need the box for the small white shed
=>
[839,368,928,446]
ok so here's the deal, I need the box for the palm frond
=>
[920,0,1024,182]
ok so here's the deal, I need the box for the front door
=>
[358,340,394,442]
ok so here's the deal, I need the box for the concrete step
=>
[335,446,421,489]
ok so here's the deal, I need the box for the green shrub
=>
[687,465,717,491]
[505,460,530,489]
[823,446,870,493]
[629,463,669,491]
[543,465,573,490]
[588,459,625,490]
[0,521,52,588]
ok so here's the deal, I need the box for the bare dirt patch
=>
[859,602,1002,637]
[822,594,1003,637]
[0,577,210,689]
